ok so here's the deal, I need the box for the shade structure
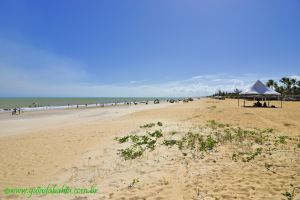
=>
[238,80,282,108]
[241,80,280,96]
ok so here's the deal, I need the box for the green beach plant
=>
[163,139,178,146]
[148,130,163,138]
[115,136,130,143]
[232,148,263,162]
[116,129,164,160]
[282,184,300,200]
[140,123,155,128]
[275,136,288,145]
[118,145,144,160]
[116,120,296,163]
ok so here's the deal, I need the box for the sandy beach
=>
[0,99,299,200]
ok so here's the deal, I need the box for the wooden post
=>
[243,100,245,107]
[281,96,283,108]
[238,98,240,107]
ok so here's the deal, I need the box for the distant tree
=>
[297,80,300,94]
[234,88,242,94]
[290,78,297,94]
[280,77,292,94]
[217,90,222,96]
[266,79,281,93]
[274,82,279,91]
[266,79,275,89]
[211,76,300,97]
[291,78,297,86]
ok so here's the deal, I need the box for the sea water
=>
[0,97,168,112]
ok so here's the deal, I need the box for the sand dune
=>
[0,99,299,199]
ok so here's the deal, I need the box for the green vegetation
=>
[162,139,178,146]
[115,120,299,200]
[266,77,300,95]
[275,135,288,145]
[115,120,298,163]
[118,146,144,160]
[139,122,163,128]
[148,130,163,138]
[157,121,163,126]
[212,77,300,98]
[163,132,218,154]
[282,184,300,200]
[115,136,130,143]
[170,131,177,135]
[115,129,164,160]
[232,148,263,162]
[206,120,230,130]
[128,178,140,188]
[140,123,155,128]
[282,191,292,200]
[181,132,217,152]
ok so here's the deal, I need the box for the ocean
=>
[0,97,168,111]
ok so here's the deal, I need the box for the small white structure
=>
[239,80,282,108]
[241,80,280,96]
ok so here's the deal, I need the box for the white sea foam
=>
[0,101,156,113]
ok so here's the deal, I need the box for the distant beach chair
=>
[154,99,160,104]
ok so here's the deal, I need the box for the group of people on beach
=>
[253,100,275,108]
[12,108,21,115]
[9,99,159,115]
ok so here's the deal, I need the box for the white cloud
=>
[1,39,296,97]
[0,66,257,97]
[289,75,300,80]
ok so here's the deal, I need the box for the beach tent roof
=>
[241,80,280,95]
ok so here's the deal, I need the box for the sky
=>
[0,0,300,97]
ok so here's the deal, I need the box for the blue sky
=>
[0,0,300,97]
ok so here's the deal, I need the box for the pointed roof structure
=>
[241,80,280,95]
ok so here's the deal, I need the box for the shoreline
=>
[0,99,165,113]
[0,97,181,113]
[0,100,173,137]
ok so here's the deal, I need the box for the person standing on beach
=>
[12,108,17,115]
